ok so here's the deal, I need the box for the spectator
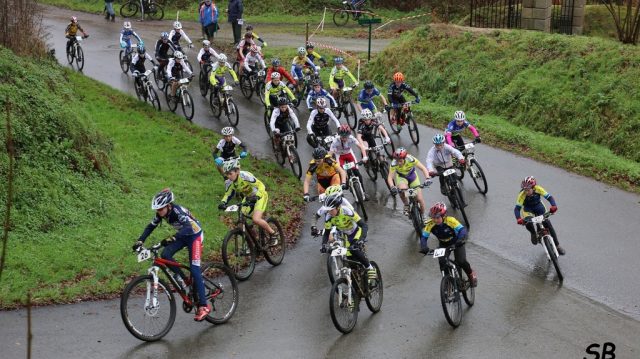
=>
[104,0,115,22]
[199,0,219,42]
[227,0,243,45]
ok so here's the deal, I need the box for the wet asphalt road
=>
[2,8,640,359]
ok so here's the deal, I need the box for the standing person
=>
[199,0,219,43]
[104,0,115,22]
[227,0,244,45]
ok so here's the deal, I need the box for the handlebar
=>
[389,101,416,109]
[522,212,553,224]
[396,181,432,192]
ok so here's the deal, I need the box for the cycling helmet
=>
[324,193,343,209]
[223,158,240,173]
[316,97,328,109]
[174,51,184,60]
[338,124,351,137]
[246,25,254,31]
[432,134,445,145]
[250,45,259,53]
[312,147,328,160]
[271,58,281,67]
[428,202,447,219]
[360,109,374,120]
[393,72,405,82]
[161,32,169,39]
[363,80,374,90]
[297,47,306,55]
[173,21,182,29]
[394,147,408,159]
[311,79,321,87]
[270,71,281,80]
[137,45,146,54]
[123,21,132,29]
[277,97,289,106]
[221,127,234,136]
[521,176,537,190]
[218,53,227,63]
[71,16,78,23]
[306,43,315,49]
[334,57,344,64]
[202,40,211,48]
[454,110,466,121]
[151,188,174,210]
[324,185,343,197]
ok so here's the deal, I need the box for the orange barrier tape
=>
[374,12,430,31]
[307,40,357,60]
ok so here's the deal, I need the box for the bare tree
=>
[601,0,640,44]
[0,0,47,57]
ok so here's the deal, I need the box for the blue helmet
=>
[161,32,169,39]
[432,134,445,145]
[334,57,344,64]
[137,44,145,54]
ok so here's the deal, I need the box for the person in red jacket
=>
[266,57,296,86]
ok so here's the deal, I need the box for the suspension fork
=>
[145,266,161,309]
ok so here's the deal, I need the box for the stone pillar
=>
[521,0,552,32]
[572,0,586,35]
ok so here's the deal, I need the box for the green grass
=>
[0,47,303,308]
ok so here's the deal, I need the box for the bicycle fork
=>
[145,266,161,313]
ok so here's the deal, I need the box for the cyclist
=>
[318,192,377,284]
[246,24,267,47]
[305,43,327,68]
[306,79,337,111]
[445,110,481,148]
[388,147,431,216]
[119,21,143,57]
[387,72,420,130]
[131,188,212,321]
[166,51,193,98]
[196,40,219,70]
[515,176,564,255]
[357,80,388,113]
[330,124,369,199]
[218,159,279,244]
[306,97,341,147]
[209,53,239,98]
[264,72,296,109]
[65,16,89,57]
[426,134,465,196]
[169,21,194,52]
[291,46,319,83]
[355,108,391,151]
[130,45,156,89]
[236,32,257,76]
[329,57,358,101]
[303,147,347,200]
[266,58,297,87]
[270,97,301,137]
[242,45,266,74]
[155,32,176,80]
[421,202,477,287]
[213,127,247,179]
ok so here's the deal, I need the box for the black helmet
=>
[306,43,314,49]
[311,79,321,87]
[277,97,289,106]
[271,58,280,67]
[364,80,374,90]
[313,147,327,160]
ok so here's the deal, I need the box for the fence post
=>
[522,0,552,32]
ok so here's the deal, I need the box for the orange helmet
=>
[393,72,404,82]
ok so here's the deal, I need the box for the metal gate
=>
[551,0,576,34]
[470,0,523,29]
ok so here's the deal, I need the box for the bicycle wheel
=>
[199,71,209,97]
[407,114,420,145]
[468,159,488,194]
[261,217,286,266]
[209,92,222,118]
[148,86,161,111]
[120,275,176,342]
[263,108,273,138]
[379,161,392,191]
[201,262,239,324]
[272,138,286,165]
[365,261,383,313]
[326,254,343,285]
[153,68,165,91]
[440,275,462,328]
[120,1,139,18]
[345,102,358,130]
[232,61,239,74]
[76,46,85,71]
[181,90,195,121]
[458,268,475,307]
[225,98,239,127]
[543,235,563,282]
[164,85,178,112]
[256,81,266,105]
[387,111,401,134]
[221,228,256,281]
[364,159,378,182]
[240,75,253,99]
[329,278,358,334]
[410,202,423,237]
[354,182,368,221]
[147,2,164,20]
[288,146,303,179]
[383,137,395,158]
[454,184,469,228]
[332,9,349,27]
[119,50,129,74]
[66,46,74,64]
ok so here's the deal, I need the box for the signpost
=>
[358,17,381,61]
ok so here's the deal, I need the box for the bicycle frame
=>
[136,244,194,307]
[330,237,369,306]
[342,161,363,200]
[225,203,264,251]
[526,213,559,260]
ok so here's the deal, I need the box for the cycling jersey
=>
[390,155,422,183]
[291,55,317,80]
[250,31,266,45]
[166,58,193,78]
[329,65,357,89]
[155,39,176,58]
[305,50,326,66]
[270,107,300,133]
[356,118,381,137]
[120,28,142,46]
[213,136,245,159]
[266,66,296,84]
[422,216,466,243]
[323,205,361,236]
[306,90,337,109]
[264,81,295,106]
[445,119,480,147]
[306,155,340,179]
[514,185,556,219]
[169,29,192,47]
[65,22,84,36]
[425,144,464,172]
[222,171,268,213]
[243,52,266,72]
[131,52,154,73]
[197,48,219,63]
[307,109,340,134]
[139,203,202,242]
[330,135,360,156]
[387,82,418,104]
[209,62,238,86]
[236,39,256,58]
[357,88,381,108]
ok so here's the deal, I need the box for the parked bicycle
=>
[388,101,419,145]
[395,182,432,237]
[428,243,475,328]
[119,43,137,74]
[332,1,374,27]
[453,139,488,194]
[523,212,563,282]
[210,84,240,126]
[220,200,285,281]
[133,69,161,111]
[342,160,368,221]
[120,0,164,20]
[121,242,238,341]
[335,86,358,130]
[164,76,195,121]
[439,167,470,228]
[272,129,303,179]
[66,35,88,71]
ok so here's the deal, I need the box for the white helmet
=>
[222,158,240,173]
[174,51,184,60]
[221,127,234,136]
[297,47,306,55]
[270,72,281,80]
[218,53,227,63]
[316,97,327,109]
[203,40,211,47]
[123,21,132,29]
[361,109,374,119]
[454,110,466,121]
[173,21,182,29]
[151,188,174,210]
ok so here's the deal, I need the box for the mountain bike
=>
[121,242,238,341]
[395,182,432,237]
[523,212,563,282]
[293,68,318,108]
[388,101,419,145]
[332,1,374,26]
[240,67,266,104]
[133,69,161,111]
[334,86,358,130]
[120,0,164,20]
[428,243,474,328]
[363,141,390,187]
[453,139,488,194]
[272,129,302,179]
[220,200,285,281]
[328,238,382,334]
[342,160,368,221]
[440,167,470,228]
[199,60,214,97]
[119,43,137,74]
[66,35,88,71]
[164,76,195,121]
[209,84,240,127]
